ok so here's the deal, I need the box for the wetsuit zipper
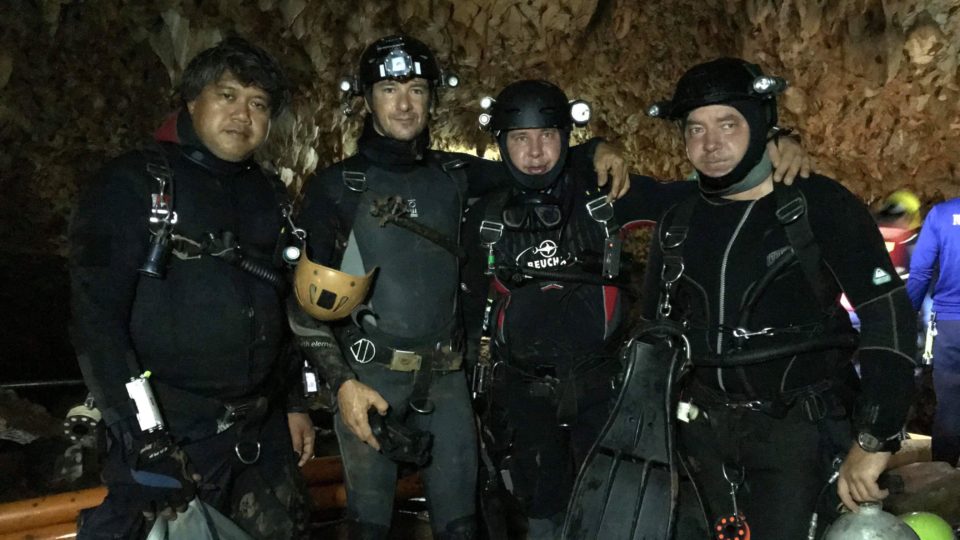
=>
[716,200,757,391]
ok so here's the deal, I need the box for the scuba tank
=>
[823,502,919,540]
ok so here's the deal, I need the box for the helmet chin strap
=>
[697,152,772,197]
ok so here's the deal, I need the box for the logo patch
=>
[953,214,960,226]
[872,267,892,285]
[350,338,376,364]
[765,246,791,267]
[406,199,419,218]
[515,239,572,270]
[533,240,558,258]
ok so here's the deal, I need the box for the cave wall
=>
[4,0,959,258]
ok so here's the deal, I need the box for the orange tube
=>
[301,456,344,485]
[0,488,105,535]
[0,460,422,534]
[0,521,77,540]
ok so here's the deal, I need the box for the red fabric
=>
[153,112,180,144]
[496,294,510,334]
[620,218,656,234]
[602,285,618,323]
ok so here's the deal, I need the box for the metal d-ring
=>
[234,441,262,465]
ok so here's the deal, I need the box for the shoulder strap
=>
[477,190,510,275]
[654,195,697,319]
[337,156,373,237]
[586,195,621,237]
[773,183,831,308]
[138,142,177,233]
[430,153,469,201]
[661,196,696,249]
[479,190,511,238]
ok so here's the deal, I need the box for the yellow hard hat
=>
[879,189,922,229]
[294,257,376,321]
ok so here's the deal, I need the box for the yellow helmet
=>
[294,257,376,321]
[878,189,922,229]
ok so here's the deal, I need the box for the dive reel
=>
[63,394,101,448]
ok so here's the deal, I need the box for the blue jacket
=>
[908,197,960,319]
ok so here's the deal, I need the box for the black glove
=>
[104,428,198,515]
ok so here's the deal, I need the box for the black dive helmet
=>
[479,80,591,191]
[648,58,787,196]
[338,35,459,114]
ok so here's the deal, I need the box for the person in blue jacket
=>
[908,197,960,461]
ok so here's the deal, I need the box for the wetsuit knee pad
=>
[435,515,477,540]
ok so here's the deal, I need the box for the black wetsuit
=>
[641,176,916,539]
[70,111,309,539]
[294,121,511,539]
[462,167,692,530]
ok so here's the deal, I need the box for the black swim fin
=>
[562,327,687,540]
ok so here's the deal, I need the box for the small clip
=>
[732,327,773,340]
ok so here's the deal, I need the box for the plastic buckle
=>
[221,399,257,424]
[479,220,504,245]
[586,196,614,224]
[775,197,804,225]
[146,162,173,184]
[442,158,466,171]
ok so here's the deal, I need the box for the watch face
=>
[858,432,881,452]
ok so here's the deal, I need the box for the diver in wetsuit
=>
[463,79,812,539]
[642,57,916,539]
[287,37,631,540]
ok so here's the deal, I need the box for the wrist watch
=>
[857,430,904,453]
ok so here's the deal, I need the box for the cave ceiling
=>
[2,0,960,254]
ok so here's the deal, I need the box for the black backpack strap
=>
[478,190,511,275]
[773,183,831,308]
[138,142,177,234]
[585,195,620,238]
[433,154,469,202]
[337,158,372,232]
[656,195,697,319]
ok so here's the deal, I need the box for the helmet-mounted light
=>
[647,102,667,118]
[752,75,787,95]
[339,78,354,94]
[444,73,459,88]
[570,100,591,126]
[380,48,419,79]
[478,112,492,130]
[648,59,788,124]
[282,245,302,265]
[478,96,495,130]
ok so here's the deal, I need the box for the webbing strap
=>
[773,184,831,309]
